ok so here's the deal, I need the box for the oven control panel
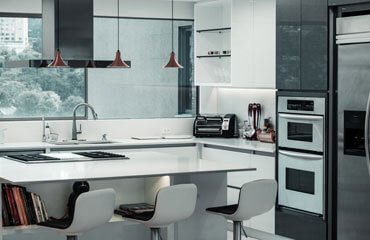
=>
[278,96,325,115]
[287,100,314,111]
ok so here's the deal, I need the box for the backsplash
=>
[200,87,276,128]
[0,118,194,143]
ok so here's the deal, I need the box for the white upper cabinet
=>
[195,0,276,88]
[232,0,276,88]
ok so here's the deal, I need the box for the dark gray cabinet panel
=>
[301,0,328,90]
[276,0,301,90]
[328,0,370,6]
[276,0,328,91]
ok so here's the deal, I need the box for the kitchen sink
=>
[50,140,118,145]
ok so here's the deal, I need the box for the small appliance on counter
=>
[193,114,238,138]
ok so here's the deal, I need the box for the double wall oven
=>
[277,96,326,216]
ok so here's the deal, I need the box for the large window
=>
[0,16,85,119]
[0,17,42,66]
[0,16,195,120]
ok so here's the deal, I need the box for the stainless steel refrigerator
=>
[336,13,370,240]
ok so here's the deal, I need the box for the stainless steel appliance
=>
[335,12,370,240]
[277,96,326,216]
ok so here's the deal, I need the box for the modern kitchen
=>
[0,0,369,240]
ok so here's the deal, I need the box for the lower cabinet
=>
[201,147,276,234]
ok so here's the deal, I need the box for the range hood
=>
[4,0,130,68]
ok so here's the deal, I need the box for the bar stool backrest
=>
[232,179,277,221]
[146,184,197,228]
[65,188,116,235]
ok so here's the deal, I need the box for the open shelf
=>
[197,27,231,33]
[197,54,231,59]
[2,214,135,235]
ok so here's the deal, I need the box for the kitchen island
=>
[0,149,257,240]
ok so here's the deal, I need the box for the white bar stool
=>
[206,179,277,240]
[40,188,116,240]
[121,184,197,240]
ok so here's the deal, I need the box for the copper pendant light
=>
[164,0,183,69]
[48,49,69,68]
[108,0,129,68]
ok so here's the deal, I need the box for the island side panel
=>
[171,172,228,240]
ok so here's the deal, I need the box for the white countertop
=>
[0,138,275,154]
[0,151,255,184]
[196,138,275,153]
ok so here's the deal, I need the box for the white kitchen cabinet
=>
[201,146,275,234]
[194,0,232,86]
[194,0,276,88]
[231,0,276,88]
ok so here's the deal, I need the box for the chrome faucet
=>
[72,103,98,140]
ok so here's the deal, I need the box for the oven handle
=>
[279,113,323,121]
[365,92,370,177]
[279,150,323,160]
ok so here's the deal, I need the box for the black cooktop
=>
[6,154,60,162]
[6,151,129,163]
[74,151,128,159]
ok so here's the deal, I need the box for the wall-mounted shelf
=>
[194,0,231,86]
[197,55,231,59]
[196,27,231,33]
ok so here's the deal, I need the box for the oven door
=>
[278,113,324,152]
[278,150,324,215]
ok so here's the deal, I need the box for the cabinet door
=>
[276,0,301,90]
[301,0,328,90]
[231,0,254,88]
[252,0,276,89]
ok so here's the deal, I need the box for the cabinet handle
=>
[279,150,322,160]
[279,113,323,121]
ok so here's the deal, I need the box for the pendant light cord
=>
[171,0,174,52]
[117,0,120,50]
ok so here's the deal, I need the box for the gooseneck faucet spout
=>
[72,103,98,140]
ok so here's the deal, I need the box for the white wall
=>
[200,87,277,128]
[0,118,193,143]
[94,0,194,19]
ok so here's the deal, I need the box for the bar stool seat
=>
[121,184,197,240]
[206,179,277,240]
[40,188,116,240]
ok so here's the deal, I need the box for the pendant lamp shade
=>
[109,0,130,68]
[108,50,130,68]
[164,0,183,69]
[48,49,69,68]
[164,51,183,68]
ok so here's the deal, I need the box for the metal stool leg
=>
[151,228,160,240]
[233,221,242,240]
[67,236,78,240]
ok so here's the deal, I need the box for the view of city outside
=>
[0,17,85,118]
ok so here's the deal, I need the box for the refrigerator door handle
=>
[365,92,370,176]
